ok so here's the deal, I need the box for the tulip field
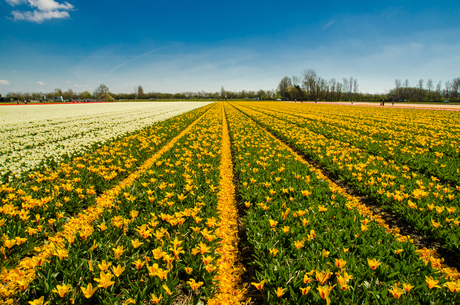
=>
[1,102,460,304]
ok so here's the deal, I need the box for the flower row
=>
[225,102,460,304]
[5,103,237,304]
[232,102,460,253]
[0,104,213,279]
[244,103,460,185]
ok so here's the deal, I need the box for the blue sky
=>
[1,0,459,96]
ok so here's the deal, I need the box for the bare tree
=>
[395,79,401,94]
[404,79,409,88]
[292,76,300,86]
[426,79,433,92]
[336,83,343,101]
[444,81,451,99]
[302,69,317,98]
[342,78,350,95]
[417,79,424,91]
[329,78,336,100]
[436,81,442,95]
[353,78,359,93]
[452,78,460,99]
[94,84,109,98]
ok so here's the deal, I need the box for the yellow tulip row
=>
[0,104,213,270]
[225,102,460,303]
[208,104,246,304]
[232,102,460,252]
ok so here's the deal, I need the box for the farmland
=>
[1,102,460,304]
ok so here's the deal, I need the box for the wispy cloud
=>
[107,47,164,75]
[11,10,70,22]
[229,61,236,70]
[37,81,44,85]
[7,0,74,23]
[5,0,26,6]
[323,20,336,30]
[0,80,11,85]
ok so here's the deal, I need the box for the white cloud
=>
[0,80,11,85]
[65,80,71,83]
[5,0,27,6]
[37,81,45,85]
[8,0,74,23]
[27,0,74,12]
[12,9,70,22]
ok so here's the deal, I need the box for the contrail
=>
[323,20,336,30]
[107,47,163,75]
[230,61,235,70]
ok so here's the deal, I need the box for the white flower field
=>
[0,102,211,182]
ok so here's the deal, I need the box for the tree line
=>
[277,70,460,102]
[390,78,460,102]
[2,84,278,101]
[277,69,361,101]
[1,72,459,102]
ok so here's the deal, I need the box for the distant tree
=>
[302,69,317,98]
[417,79,424,90]
[342,78,350,99]
[277,76,292,98]
[336,83,343,101]
[436,81,442,96]
[444,81,451,99]
[257,89,267,99]
[404,79,409,88]
[427,79,433,92]
[31,92,41,99]
[54,88,62,97]
[137,86,144,98]
[286,86,301,100]
[220,86,226,99]
[452,78,460,99]
[9,92,23,99]
[329,78,336,100]
[63,89,74,100]
[94,84,109,98]
[292,76,300,86]
[395,79,401,94]
[80,91,91,99]
[353,78,359,94]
